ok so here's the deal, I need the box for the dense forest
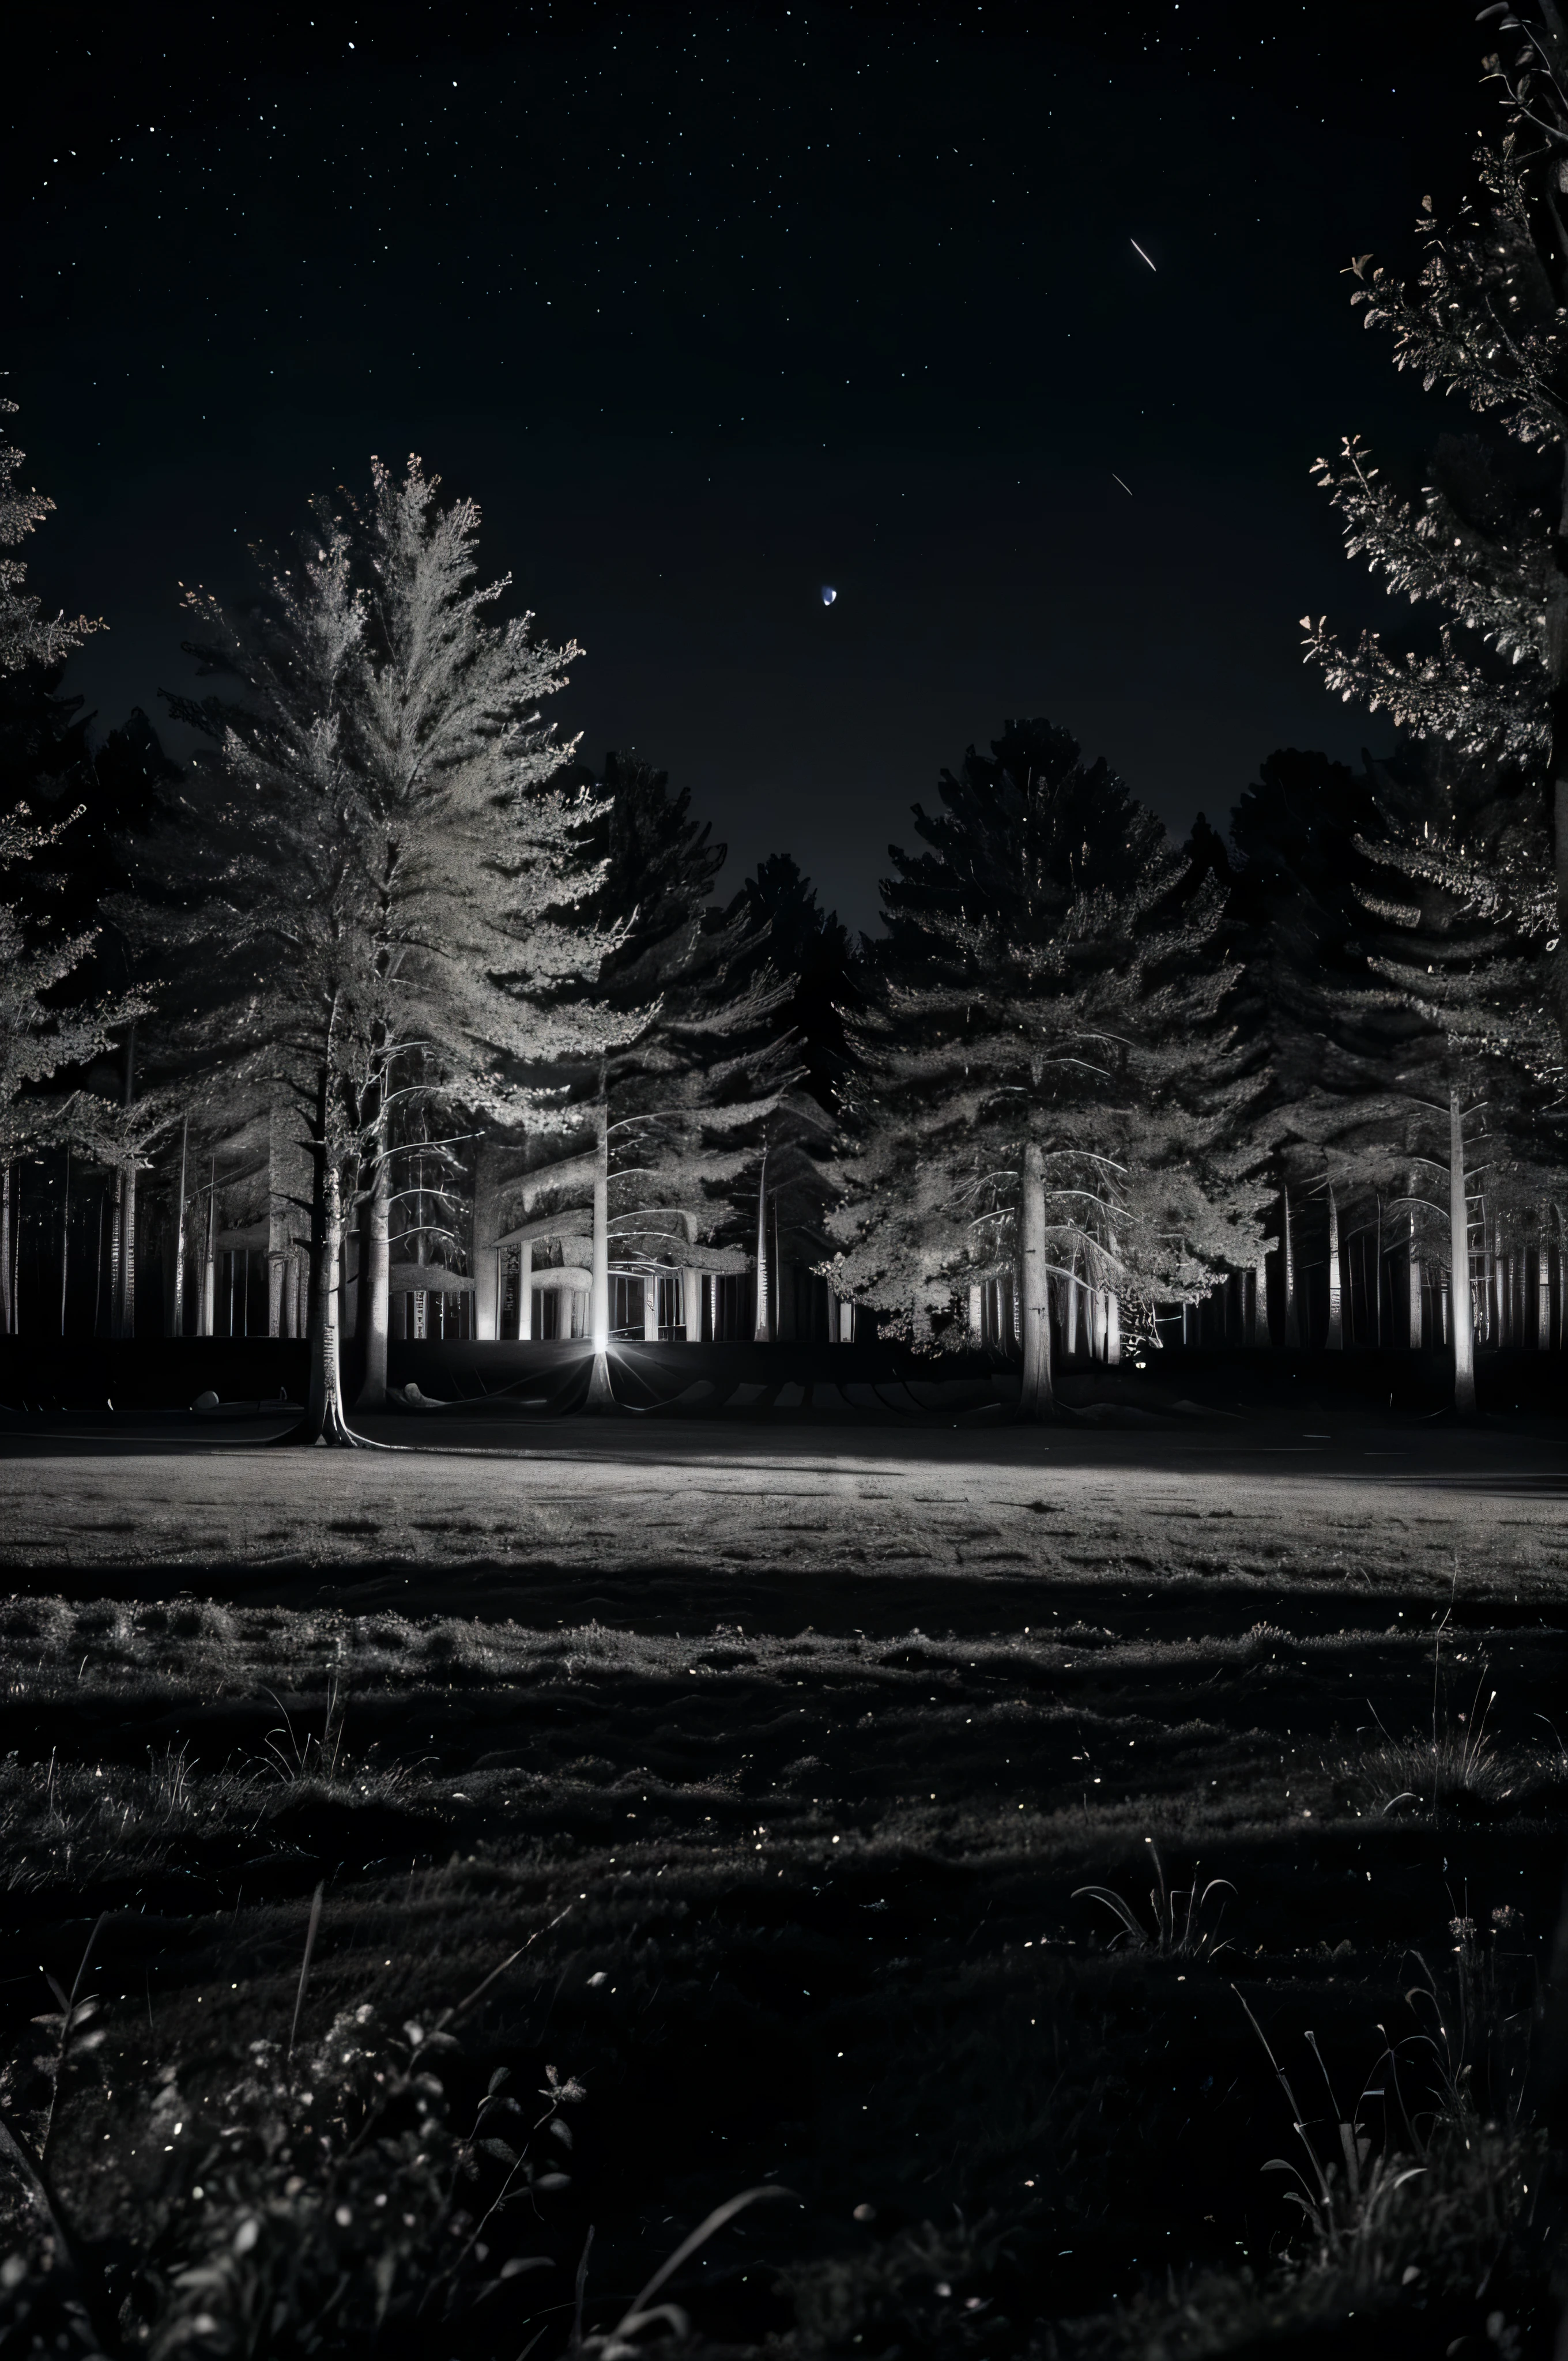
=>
[0,443,1561,1438]
[7,16,1568,1438]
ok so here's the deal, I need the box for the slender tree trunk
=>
[108,1167,123,1338]
[302,1159,354,1443]
[1406,1173,1422,1349]
[1062,1251,1079,1359]
[753,1138,771,1342]
[1106,1291,1121,1365]
[472,1141,501,1341]
[1280,1185,1299,1348]
[171,1116,189,1340]
[118,1161,136,1338]
[1540,1206,1552,1349]
[201,1161,217,1338]
[585,1091,615,1407]
[1018,1140,1053,1420]
[643,1270,659,1340]
[1450,1087,1476,1416]
[1325,1184,1343,1349]
[58,1147,70,1338]
[1374,1198,1383,1347]
[355,1152,390,1408]
[682,1264,700,1342]
[0,1164,10,1336]
[518,1242,533,1338]
[1250,1249,1270,1347]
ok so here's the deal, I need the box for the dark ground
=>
[0,1379,1564,2356]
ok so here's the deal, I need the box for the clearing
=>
[0,1419,1563,2359]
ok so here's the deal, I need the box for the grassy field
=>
[0,1423,1565,2358]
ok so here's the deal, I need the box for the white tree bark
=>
[753,1140,771,1342]
[355,1153,390,1408]
[1280,1185,1298,1348]
[172,1117,189,1340]
[518,1240,533,1339]
[305,1161,353,1443]
[472,1141,502,1341]
[1450,1087,1476,1415]
[586,1093,615,1406]
[1018,1140,1053,1420]
[1250,1251,1270,1347]
[200,1160,217,1338]
[266,1109,291,1338]
[968,1283,983,1345]
[643,1272,659,1340]
[1325,1183,1344,1349]
[1106,1291,1121,1366]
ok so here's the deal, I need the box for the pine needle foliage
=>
[131,458,606,1437]
[830,719,1263,1410]
[1301,6,1568,1025]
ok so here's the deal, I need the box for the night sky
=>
[5,1,1486,930]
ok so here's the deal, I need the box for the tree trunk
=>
[753,1139,771,1342]
[0,1164,10,1335]
[1406,1173,1422,1350]
[1018,1140,1053,1420]
[119,1162,137,1337]
[108,1167,123,1337]
[643,1271,659,1340]
[1250,1250,1270,1347]
[1106,1291,1121,1365]
[1374,1198,1383,1346]
[355,1152,390,1408]
[1325,1183,1344,1349]
[58,1147,70,1338]
[968,1282,985,1347]
[472,1141,502,1341]
[585,1092,615,1408]
[1062,1250,1079,1359]
[1540,1207,1553,1350]
[1280,1185,1299,1347]
[301,1158,355,1444]
[171,1119,189,1338]
[199,1159,217,1338]
[1450,1086,1476,1417]
[683,1265,701,1342]
[518,1242,533,1338]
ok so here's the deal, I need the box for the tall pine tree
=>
[831,720,1263,1416]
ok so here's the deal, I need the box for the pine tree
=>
[504,752,794,1386]
[0,402,130,1334]
[343,455,623,1404]
[1348,756,1559,1410]
[0,399,103,674]
[830,719,1264,1416]
[1226,749,1409,1346]
[1300,12,1568,1035]
[724,853,857,1332]
[137,457,602,1439]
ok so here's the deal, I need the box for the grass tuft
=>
[1073,1843,1235,1958]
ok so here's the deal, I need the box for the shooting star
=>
[1111,474,1133,497]
[1130,238,1156,271]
